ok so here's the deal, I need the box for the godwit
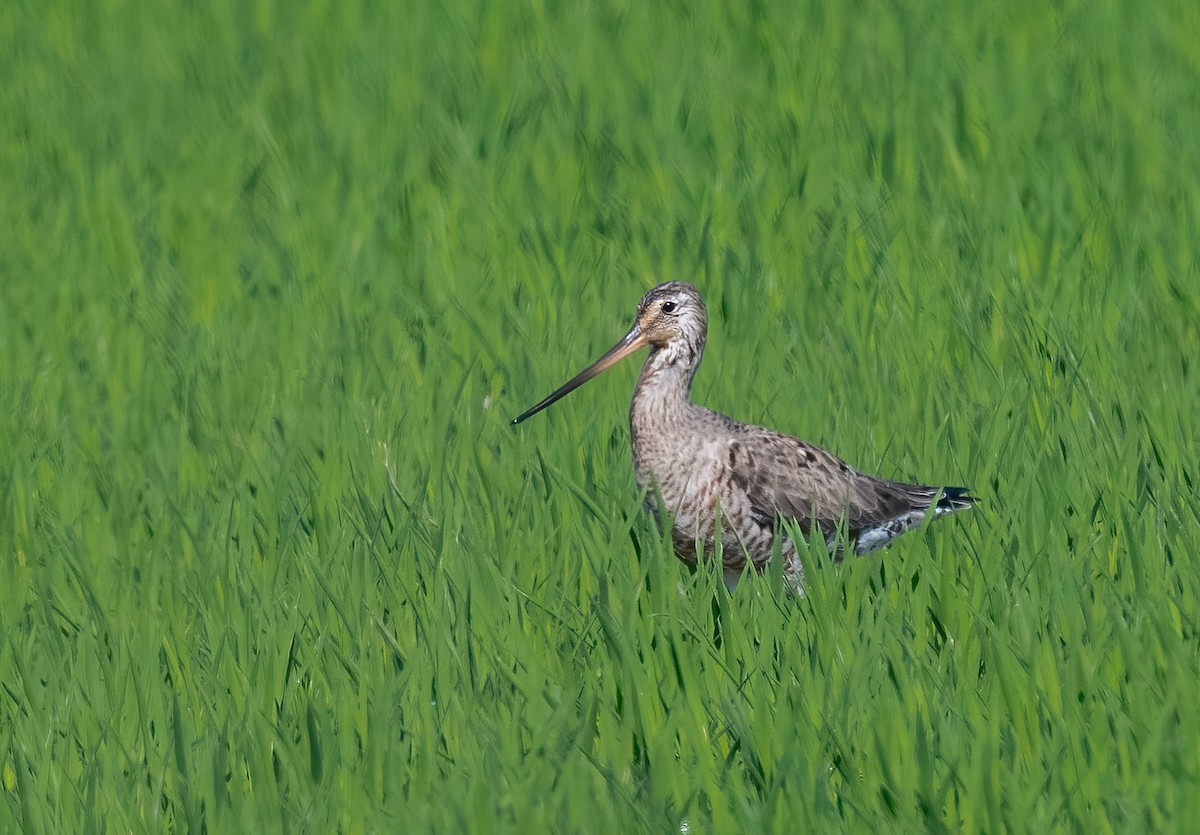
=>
[513,282,975,594]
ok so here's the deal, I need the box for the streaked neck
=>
[631,341,701,418]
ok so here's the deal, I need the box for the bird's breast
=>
[633,429,739,529]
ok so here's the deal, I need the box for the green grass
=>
[3,0,1200,830]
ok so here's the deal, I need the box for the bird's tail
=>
[934,486,977,513]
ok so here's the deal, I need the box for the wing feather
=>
[727,428,956,542]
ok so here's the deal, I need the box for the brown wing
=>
[726,429,943,540]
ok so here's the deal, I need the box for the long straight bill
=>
[512,326,647,424]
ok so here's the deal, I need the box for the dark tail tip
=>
[936,486,977,512]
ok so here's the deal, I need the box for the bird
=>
[512,281,975,595]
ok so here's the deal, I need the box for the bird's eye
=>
[661,301,678,314]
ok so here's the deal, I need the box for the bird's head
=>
[511,281,708,424]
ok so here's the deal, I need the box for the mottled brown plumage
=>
[513,281,975,594]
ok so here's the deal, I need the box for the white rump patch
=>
[854,510,926,554]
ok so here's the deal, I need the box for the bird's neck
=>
[630,341,702,434]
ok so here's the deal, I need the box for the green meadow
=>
[3,0,1199,830]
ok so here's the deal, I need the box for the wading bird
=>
[512,282,974,594]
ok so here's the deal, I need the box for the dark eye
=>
[661,301,678,314]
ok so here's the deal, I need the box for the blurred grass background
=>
[2,0,1199,830]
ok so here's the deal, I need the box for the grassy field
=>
[3,0,1200,831]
